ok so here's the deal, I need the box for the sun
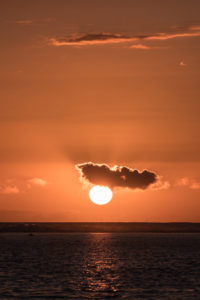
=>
[89,185,113,205]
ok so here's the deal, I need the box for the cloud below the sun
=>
[76,162,157,190]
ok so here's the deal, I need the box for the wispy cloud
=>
[143,31,200,41]
[180,60,187,67]
[0,177,49,195]
[176,177,190,186]
[27,178,48,187]
[130,44,151,50]
[48,25,200,47]
[0,185,20,194]
[150,176,170,191]
[10,18,52,26]
[190,25,200,31]
[190,182,200,190]
[176,177,200,190]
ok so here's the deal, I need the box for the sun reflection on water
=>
[81,233,120,296]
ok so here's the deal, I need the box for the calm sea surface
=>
[0,233,200,299]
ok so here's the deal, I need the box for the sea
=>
[0,232,200,299]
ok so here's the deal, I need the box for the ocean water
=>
[0,233,200,299]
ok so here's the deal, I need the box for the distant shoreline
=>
[0,222,200,233]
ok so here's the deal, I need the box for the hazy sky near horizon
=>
[0,0,200,221]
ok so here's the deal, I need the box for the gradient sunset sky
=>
[0,0,200,221]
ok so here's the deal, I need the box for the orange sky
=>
[0,0,200,221]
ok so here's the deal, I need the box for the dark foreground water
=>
[0,233,200,299]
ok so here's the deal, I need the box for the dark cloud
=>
[67,33,129,42]
[76,162,157,190]
[49,33,131,46]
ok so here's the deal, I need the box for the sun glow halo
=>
[89,185,112,205]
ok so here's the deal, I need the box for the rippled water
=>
[0,233,200,299]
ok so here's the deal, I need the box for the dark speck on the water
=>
[0,233,200,299]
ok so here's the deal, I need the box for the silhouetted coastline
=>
[0,222,200,233]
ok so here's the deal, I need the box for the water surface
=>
[0,233,200,299]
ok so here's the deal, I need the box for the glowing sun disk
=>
[89,185,112,205]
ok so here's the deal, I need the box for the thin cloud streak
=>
[144,31,200,41]
[130,44,151,50]
[9,18,52,26]
[48,33,133,46]
[48,25,200,47]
